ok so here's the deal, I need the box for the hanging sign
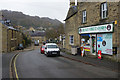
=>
[79,24,113,34]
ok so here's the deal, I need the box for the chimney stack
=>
[70,0,75,7]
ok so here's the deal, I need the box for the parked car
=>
[44,43,60,57]
[40,45,45,54]
[34,41,39,46]
[17,44,24,50]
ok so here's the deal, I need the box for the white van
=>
[44,43,60,57]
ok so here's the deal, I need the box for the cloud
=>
[0,0,69,22]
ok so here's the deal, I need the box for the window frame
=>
[82,10,87,23]
[101,2,108,19]
[69,35,74,45]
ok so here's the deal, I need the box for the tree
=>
[45,24,65,40]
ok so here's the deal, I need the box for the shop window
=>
[81,34,90,46]
[101,2,108,19]
[69,35,74,45]
[81,34,90,52]
[82,10,87,23]
[97,33,112,55]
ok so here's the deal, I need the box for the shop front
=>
[78,23,114,56]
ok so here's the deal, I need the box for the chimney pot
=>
[70,0,75,7]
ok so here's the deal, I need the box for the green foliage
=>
[45,24,65,40]
[22,34,32,47]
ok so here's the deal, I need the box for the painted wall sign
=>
[97,33,113,55]
[78,24,113,34]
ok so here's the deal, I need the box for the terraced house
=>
[0,17,23,53]
[65,0,120,61]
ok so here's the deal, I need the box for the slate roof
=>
[8,26,16,30]
[29,31,46,37]
[64,6,78,21]
[0,21,17,30]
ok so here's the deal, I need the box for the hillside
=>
[1,10,63,29]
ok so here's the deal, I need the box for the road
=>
[14,49,118,78]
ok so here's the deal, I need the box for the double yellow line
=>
[10,53,20,80]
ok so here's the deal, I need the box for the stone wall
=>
[17,31,23,45]
[2,25,7,53]
[118,1,120,61]
[0,23,2,53]
[7,29,12,52]
[65,12,80,50]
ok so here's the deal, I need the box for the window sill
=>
[69,43,74,46]
[11,38,17,40]
[81,22,87,24]
[100,17,108,21]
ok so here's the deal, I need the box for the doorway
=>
[90,34,96,55]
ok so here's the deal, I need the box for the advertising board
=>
[97,33,113,55]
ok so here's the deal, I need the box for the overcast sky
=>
[0,0,70,23]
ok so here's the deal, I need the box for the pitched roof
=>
[0,21,17,30]
[64,6,78,21]
[29,31,46,37]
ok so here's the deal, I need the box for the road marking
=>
[14,54,19,80]
[9,54,15,79]
[9,53,19,80]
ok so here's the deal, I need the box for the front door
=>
[90,34,96,55]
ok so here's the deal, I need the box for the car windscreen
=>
[47,45,58,48]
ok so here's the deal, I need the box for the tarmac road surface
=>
[15,49,118,78]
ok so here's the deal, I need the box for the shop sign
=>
[79,24,113,34]
[97,33,113,55]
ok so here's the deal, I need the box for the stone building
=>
[1,21,23,53]
[7,26,23,52]
[1,23,7,53]
[65,0,120,61]
[29,31,46,44]
[64,1,80,50]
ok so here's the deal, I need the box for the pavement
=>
[60,52,120,73]
[2,52,17,78]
